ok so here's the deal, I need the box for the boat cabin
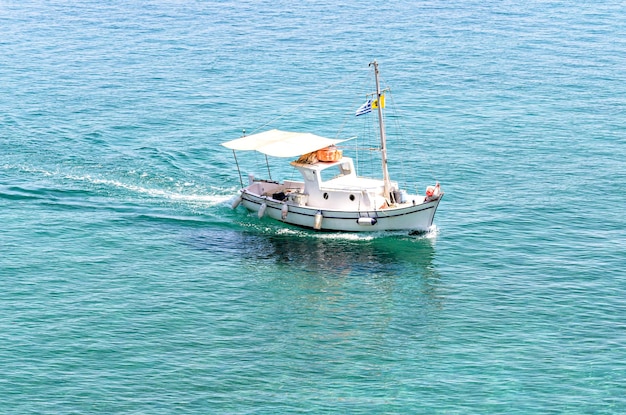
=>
[289,156,394,210]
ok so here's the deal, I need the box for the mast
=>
[370,60,393,203]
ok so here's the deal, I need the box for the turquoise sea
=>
[2,1,625,413]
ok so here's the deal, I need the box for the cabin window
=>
[320,163,352,183]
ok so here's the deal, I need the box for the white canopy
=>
[221,129,349,158]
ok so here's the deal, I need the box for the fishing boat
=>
[221,61,443,232]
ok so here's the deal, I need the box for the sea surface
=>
[1,1,625,413]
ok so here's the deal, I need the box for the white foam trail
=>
[425,224,439,239]
[62,173,233,206]
[313,232,375,241]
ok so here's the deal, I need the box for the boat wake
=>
[68,174,234,206]
[3,162,235,210]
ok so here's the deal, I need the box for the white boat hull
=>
[239,190,441,232]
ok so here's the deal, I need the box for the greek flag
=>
[355,99,372,116]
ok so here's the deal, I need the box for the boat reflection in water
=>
[188,225,443,311]
[189,226,446,390]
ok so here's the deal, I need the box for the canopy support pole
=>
[232,150,244,188]
[265,155,272,181]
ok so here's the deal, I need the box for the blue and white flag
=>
[355,99,372,116]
